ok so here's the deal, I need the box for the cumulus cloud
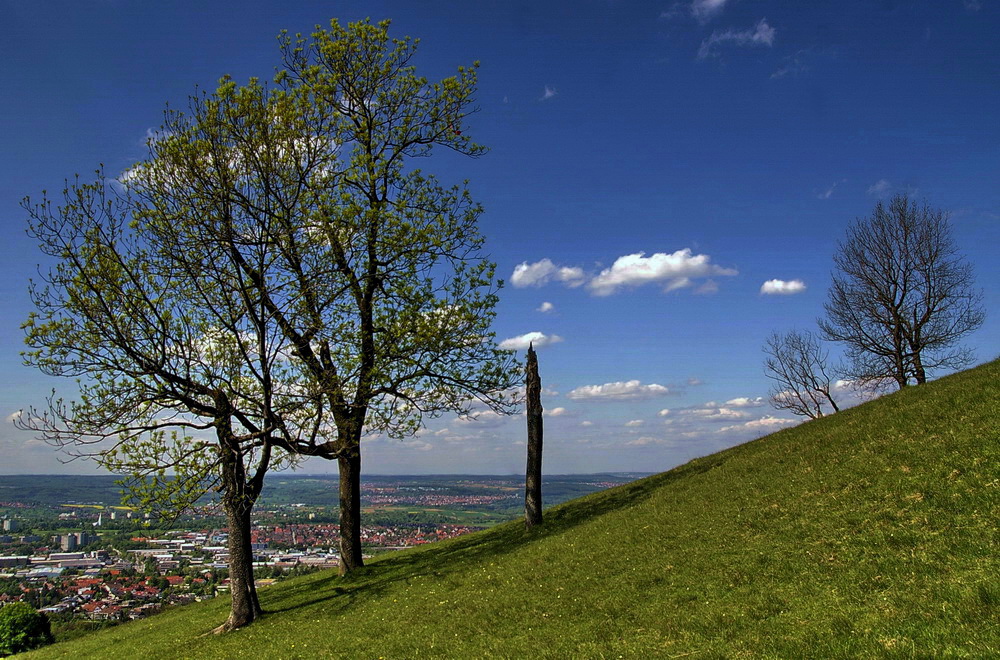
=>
[454,409,509,427]
[724,396,766,408]
[567,380,671,401]
[587,250,737,296]
[536,301,555,313]
[687,377,704,386]
[402,439,434,451]
[625,436,666,446]
[625,419,644,427]
[688,407,751,421]
[658,409,671,417]
[718,415,797,433]
[580,421,594,427]
[540,85,558,101]
[698,19,776,59]
[498,331,563,351]
[547,407,567,417]
[691,0,729,22]
[760,279,806,295]
[511,259,585,288]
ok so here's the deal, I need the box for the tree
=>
[0,602,54,656]
[272,18,519,570]
[762,329,840,419]
[131,19,519,572]
[819,194,985,389]
[524,344,543,529]
[20,172,323,632]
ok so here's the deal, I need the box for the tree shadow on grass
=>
[262,453,730,618]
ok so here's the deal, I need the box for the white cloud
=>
[454,409,510,428]
[687,377,704,386]
[719,415,798,433]
[724,396,766,408]
[511,259,585,288]
[401,439,434,451]
[498,331,563,351]
[771,49,812,80]
[665,277,692,292]
[625,419,644,427]
[580,421,594,427]
[691,0,729,22]
[695,279,719,295]
[540,85,558,101]
[818,178,845,199]
[547,407,567,417]
[567,380,671,401]
[660,3,686,20]
[658,408,671,417]
[688,407,751,421]
[867,179,892,196]
[698,19,776,59]
[536,301,555,313]
[964,0,982,12]
[760,279,806,295]
[587,250,737,296]
[625,436,665,446]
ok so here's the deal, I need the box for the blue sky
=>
[2,0,998,475]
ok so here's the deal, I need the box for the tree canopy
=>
[22,18,518,581]
[819,194,984,390]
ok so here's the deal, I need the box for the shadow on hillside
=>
[263,453,729,618]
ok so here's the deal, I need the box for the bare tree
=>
[819,194,984,389]
[763,329,840,419]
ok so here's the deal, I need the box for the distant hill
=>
[0,473,648,511]
[0,475,123,506]
[23,360,1000,658]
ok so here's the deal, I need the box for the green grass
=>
[24,361,1000,658]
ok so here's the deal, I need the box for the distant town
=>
[0,473,642,637]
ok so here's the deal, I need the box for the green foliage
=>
[0,602,54,656]
[21,360,999,658]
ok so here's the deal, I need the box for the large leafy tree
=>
[119,19,518,572]
[819,194,984,389]
[20,171,322,632]
[268,18,520,570]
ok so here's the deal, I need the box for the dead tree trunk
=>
[524,343,543,529]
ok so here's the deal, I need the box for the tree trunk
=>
[213,398,262,633]
[215,496,260,633]
[524,344,543,529]
[239,505,262,615]
[338,447,364,573]
[912,351,927,384]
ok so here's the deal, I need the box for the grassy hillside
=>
[24,360,999,658]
